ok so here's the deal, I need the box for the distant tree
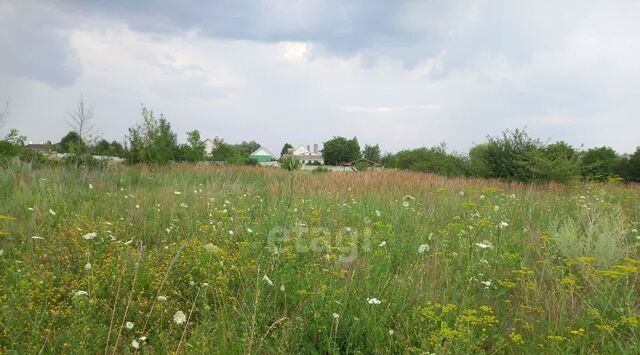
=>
[67,97,95,140]
[393,144,467,177]
[579,146,619,181]
[93,139,124,157]
[126,105,177,164]
[184,130,206,162]
[362,144,381,162]
[58,131,85,153]
[239,140,261,155]
[280,143,293,157]
[480,128,542,182]
[4,128,26,146]
[625,147,640,182]
[529,142,580,184]
[322,136,361,165]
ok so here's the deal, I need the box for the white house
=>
[285,144,323,164]
[203,138,218,155]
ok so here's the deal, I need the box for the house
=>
[249,146,277,162]
[283,144,323,164]
[25,142,52,153]
[203,138,218,156]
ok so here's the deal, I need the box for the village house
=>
[283,144,323,165]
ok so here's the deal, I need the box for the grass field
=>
[1,165,640,354]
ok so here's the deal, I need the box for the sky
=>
[0,0,639,154]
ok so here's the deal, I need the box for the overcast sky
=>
[1,0,639,154]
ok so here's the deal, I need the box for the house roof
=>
[250,146,276,158]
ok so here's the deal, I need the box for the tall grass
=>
[0,165,639,353]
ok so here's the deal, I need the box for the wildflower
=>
[481,280,492,287]
[459,191,465,196]
[139,336,147,341]
[174,191,181,195]
[367,297,381,305]
[475,241,494,249]
[228,230,234,236]
[632,229,638,234]
[48,209,56,215]
[126,321,134,330]
[74,290,89,298]
[333,313,340,319]
[28,207,34,211]
[247,228,253,233]
[157,295,168,302]
[263,275,274,286]
[180,203,188,208]
[131,339,140,349]
[418,244,430,254]
[280,284,285,292]
[499,221,509,229]
[89,183,93,189]
[379,241,387,247]
[135,205,140,209]
[84,262,92,270]
[375,210,381,217]
[203,243,221,253]
[173,311,187,325]
[402,201,410,208]
[480,195,485,200]
[388,329,394,335]
[82,232,97,240]
[493,205,499,212]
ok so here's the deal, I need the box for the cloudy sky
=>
[1,0,639,154]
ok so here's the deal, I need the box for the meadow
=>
[1,164,640,354]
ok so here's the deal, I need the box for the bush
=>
[280,156,301,171]
[393,145,467,177]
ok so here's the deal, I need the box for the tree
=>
[58,131,85,153]
[362,144,381,162]
[393,145,467,177]
[126,105,177,164]
[322,136,361,165]
[67,97,95,140]
[280,143,293,158]
[184,130,206,162]
[239,140,261,155]
[625,147,640,182]
[579,147,619,181]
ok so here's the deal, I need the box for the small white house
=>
[249,146,277,162]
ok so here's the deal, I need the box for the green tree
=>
[280,143,293,158]
[362,144,381,162]
[625,147,640,182]
[322,136,361,165]
[58,131,85,153]
[126,105,177,164]
[393,144,467,177]
[184,130,206,162]
[579,146,619,181]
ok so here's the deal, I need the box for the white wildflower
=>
[135,205,140,209]
[179,203,188,208]
[480,280,492,287]
[89,183,93,189]
[84,262,92,270]
[28,207,34,211]
[378,241,387,247]
[173,311,187,325]
[402,201,410,208]
[499,221,509,229]
[157,295,168,302]
[375,210,381,217]
[263,274,274,286]
[280,284,285,292]
[203,243,221,253]
[82,232,97,240]
[74,290,89,298]
[139,336,147,341]
[475,241,494,249]
[131,339,140,349]
[174,191,181,195]
[418,244,430,254]
[388,329,394,335]
[493,205,499,212]
[48,209,56,215]
[228,230,234,236]
[247,228,253,233]
[333,313,340,319]
[367,297,381,305]
[459,191,465,196]
[126,321,134,330]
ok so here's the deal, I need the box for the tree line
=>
[0,101,638,183]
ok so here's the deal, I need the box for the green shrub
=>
[280,156,301,171]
